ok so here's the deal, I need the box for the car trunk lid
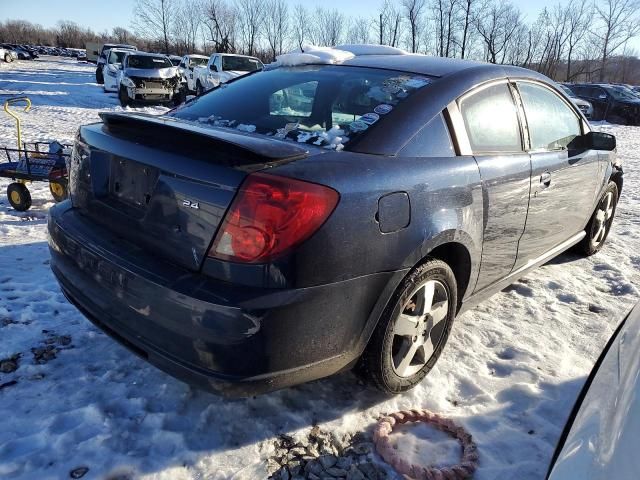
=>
[70,112,310,271]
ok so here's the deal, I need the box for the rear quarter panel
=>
[269,151,484,291]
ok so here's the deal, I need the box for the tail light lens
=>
[209,172,339,263]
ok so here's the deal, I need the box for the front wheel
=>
[358,259,457,394]
[4,54,12,63]
[196,81,204,97]
[96,67,104,84]
[576,181,618,256]
[7,182,32,211]
[118,86,130,107]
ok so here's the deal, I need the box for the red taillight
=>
[209,172,339,263]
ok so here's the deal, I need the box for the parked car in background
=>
[569,83,640,125]
[178,54,209,93]
[77,50,87,62]
[1,47,17,63]
[547,302,640,479]
[102,49,132,93]
[1,45,26,61]
[193,53,263,96]
[116,52,184,107]
[95,43,137,84]
[49,48,622,397]
[559,84,593,119]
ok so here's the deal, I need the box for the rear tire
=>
[358,259,457,394]
[7,183,32,211]
[4,54,12,63]
[576,181,618,256]
[118,85,130,108]
[196,81,204,97]
[96,67,104,84]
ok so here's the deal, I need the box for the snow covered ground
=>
[0,57,639,480]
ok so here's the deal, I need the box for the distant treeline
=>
[1,0,639,83]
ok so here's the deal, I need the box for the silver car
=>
[548,302,640,479]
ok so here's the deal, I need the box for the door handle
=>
[540,171,551,188]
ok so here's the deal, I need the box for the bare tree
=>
[264,0,289,60]
[202,0,237,53]
[374,0,403,47]
[402,0,427,53]
[345,17,373,45]
[474,0,522,64]
[564,0,591,81]
[132,0,175,53]
[292,4,312,49]
[314,8,346,46]
[458,0,477,58]
[237,0,264,55]
[592,0,640,81]
[432,0,461,57]
[172,0,202,53]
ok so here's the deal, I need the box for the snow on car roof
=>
[267,44,498,78]
[335,44,409,56]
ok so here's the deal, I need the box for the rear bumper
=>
[48,202,401,396]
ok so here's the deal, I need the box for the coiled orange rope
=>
[373,409,479,479]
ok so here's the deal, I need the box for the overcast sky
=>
[4,0,640,52]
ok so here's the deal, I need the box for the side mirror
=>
[210,64,218,72]
[570,131,616,152]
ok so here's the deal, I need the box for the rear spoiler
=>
[99,112,310,162]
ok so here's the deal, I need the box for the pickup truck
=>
[95,43,137,84]
[177,54,209,93]
[192,53,263,96]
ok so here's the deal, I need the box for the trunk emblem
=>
[182,199,199,209]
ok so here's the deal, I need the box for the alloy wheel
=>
[591,191,615,247]
[391,279,449,378]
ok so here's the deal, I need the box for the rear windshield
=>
[108,50,128,64]
[128,55,172,69]
[169,65,433,150]
[191,57,208,66]
[222,56,263,72]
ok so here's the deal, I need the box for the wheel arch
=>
[358,231,480,357]
[423,241,474,313]
[610,167,623,197]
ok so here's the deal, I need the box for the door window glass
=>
[459,83,522,153]
[518,82,581,151]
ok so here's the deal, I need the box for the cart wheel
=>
[49,180,68,202]
[7,183,32,211]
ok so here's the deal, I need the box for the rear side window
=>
[459,83,522,153]
[518,82,581,151]
[222,56,262,72]
[399,113,455,157]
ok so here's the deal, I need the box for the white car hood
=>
[124,66,178,78]
[549,303,640,479]
[223,70,252,78]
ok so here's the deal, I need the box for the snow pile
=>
[335,44,409,56]
[273,45,355,67]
